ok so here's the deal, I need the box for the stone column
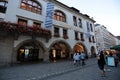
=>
[60,27,63,38]
[0,36,14,66]
[11,48,18,64]
[43,48,50,62]
[69,49,74,60]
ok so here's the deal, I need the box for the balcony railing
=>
[0,21,51,39]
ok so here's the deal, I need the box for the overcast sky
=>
[57,0,120,36]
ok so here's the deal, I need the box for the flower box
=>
[0,21,51,38]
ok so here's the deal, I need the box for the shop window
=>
[17,48,39,62]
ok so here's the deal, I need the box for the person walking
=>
[73,51,81,66]
[113,53,119,67]
[116,50,120,61]
[81,51,86,66]
[96,51,106,77]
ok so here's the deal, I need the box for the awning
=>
[110,45,120,50]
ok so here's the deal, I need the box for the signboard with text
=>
[45,2,54,30]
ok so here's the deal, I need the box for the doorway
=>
[49,42,70,61]
[17,42,39,62]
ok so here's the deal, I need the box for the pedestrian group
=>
[73,49,120,77]
[73,50,86,66]
[96,50,120,77]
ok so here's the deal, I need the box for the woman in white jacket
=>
[73,52,81,65]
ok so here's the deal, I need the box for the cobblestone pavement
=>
[45,63,120,80]
[0,58,119,80]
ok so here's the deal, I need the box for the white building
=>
[115,36,120,45]
[0,0,97,66]
[95,24,116,51]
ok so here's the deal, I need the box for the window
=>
[86,22,90,32]
[17,19,28,32]
[20,0,42,14]
[75,32,79,40]
[92,36,95,43]
[73,16,77,26]
[78,18,82,28]
[54,10,66,22]
[63,29,68,39]
[18,19,27,26]
[0,1,8,13]
[80,33,84,41]
[90,23,93,32]
[54,27,60,37]
[89,36,92,42]
[33,22,41,28]
[89,35,95,43]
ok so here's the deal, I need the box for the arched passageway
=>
[73,44,85,52]
[73,43,88,59]
[49,41,70,62]
[17,41,44,62]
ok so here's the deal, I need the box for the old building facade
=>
[0,0,97,66]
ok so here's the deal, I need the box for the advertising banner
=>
[45,2,54,30]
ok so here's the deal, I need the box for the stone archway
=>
[73,43,88,58]
[91,46,96,57]
[73,43,86,53]
[16,40,45,62]
[49,41,71,62]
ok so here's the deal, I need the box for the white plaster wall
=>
[0,13,5,20]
